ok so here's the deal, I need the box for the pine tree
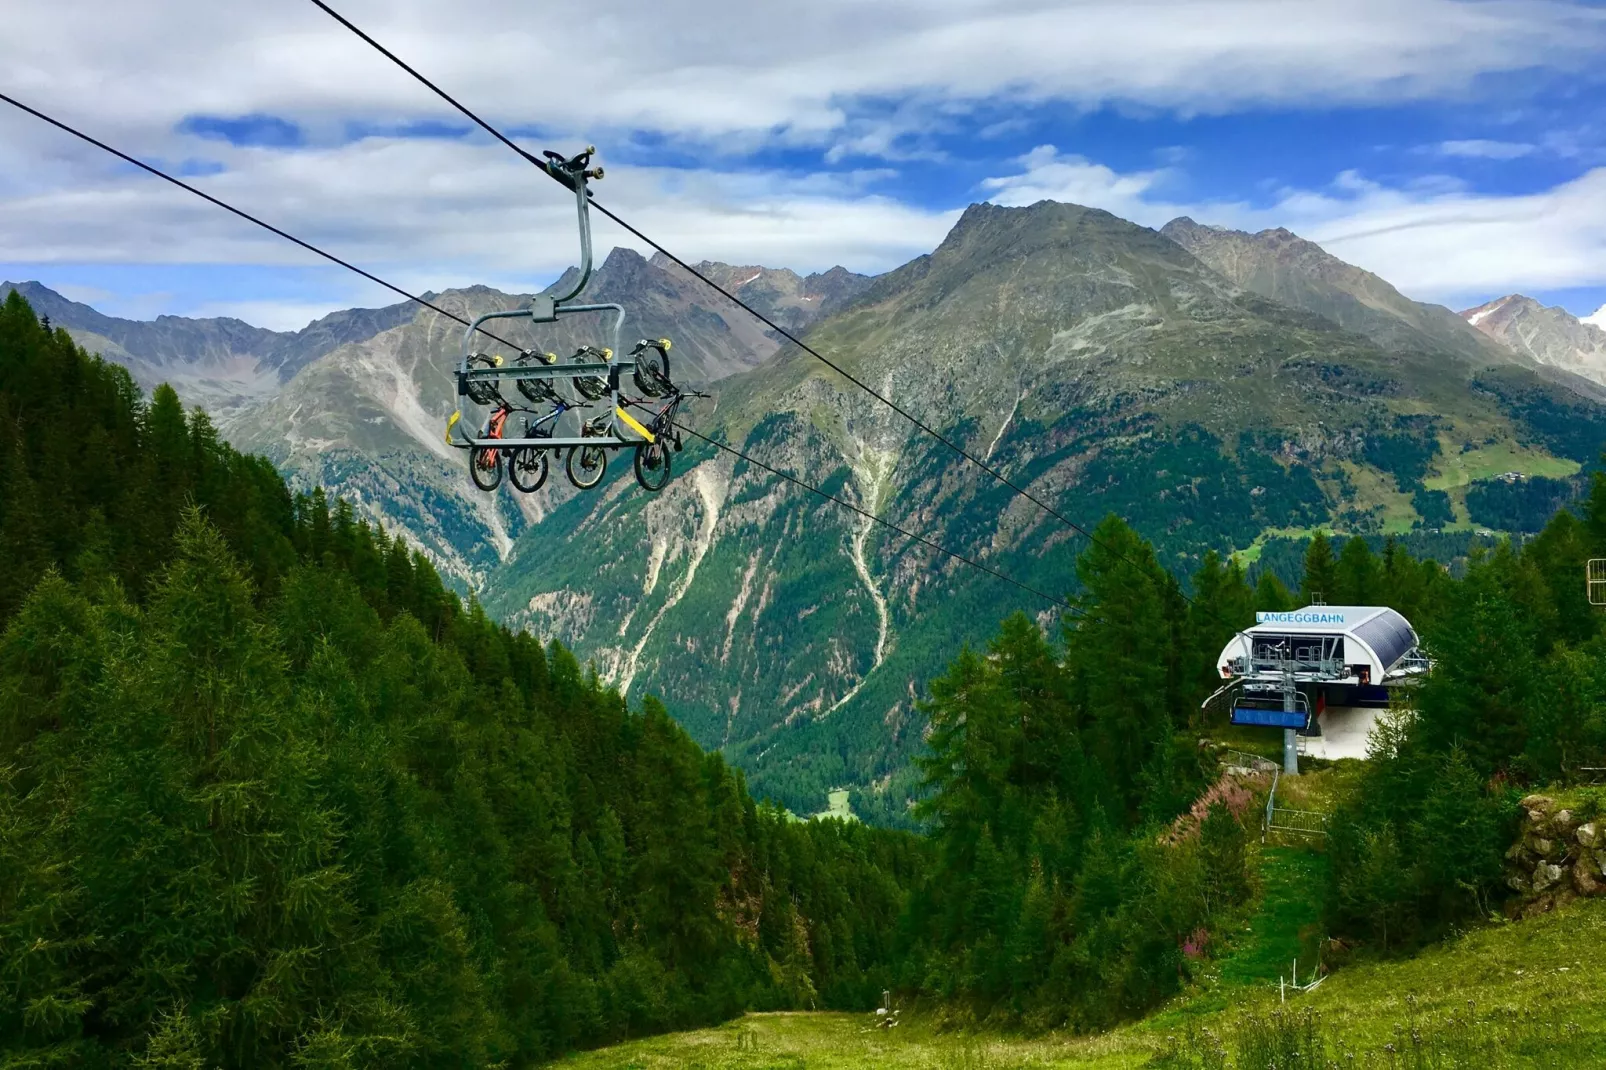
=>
[1300,533,1338,605]
[1585,459,1606,554]
[1334,536,1381,605]
[0,439,50,620]
[1065,516,1174,819]
[1190,551,1254,694]
[1253,570,1295,613]
[1411,547,1540,776]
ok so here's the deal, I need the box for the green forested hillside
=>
[0,291,924,1066]
[7,284,1606,1064]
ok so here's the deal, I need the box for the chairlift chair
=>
[443,147,697,493]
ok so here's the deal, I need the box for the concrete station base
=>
[1300,706,1382,761]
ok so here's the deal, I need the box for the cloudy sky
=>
[2,0,1604,330]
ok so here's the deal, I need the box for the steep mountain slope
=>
[223,249,867,587]
[1159,218,1511,363]
[0,280,414,412]
[480,201,1606,823]
[1461,294,1606,387]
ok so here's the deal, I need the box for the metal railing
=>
[1221,749,1278,774]
[1262,766,1329,841]
[1266,806,1329,839]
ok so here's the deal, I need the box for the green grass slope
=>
[557,897,1606,1068]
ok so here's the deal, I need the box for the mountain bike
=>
[630,338,673,398]
[470,402,510,491]
[508,394,588,493]
[624,388,707,492]
[566,411,613,489]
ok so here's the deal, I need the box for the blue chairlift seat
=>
[1231,706,1309,730]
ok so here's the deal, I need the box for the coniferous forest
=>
[0,293,923,1065]
[4,288,1606,1064]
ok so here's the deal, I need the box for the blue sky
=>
[2,0,1604,330]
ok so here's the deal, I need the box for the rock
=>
[1520,896,1555,920]
[1521,794,1556,814]
[1507,873,1531,894]
[1573,861,1601,897]
[1532,837,1556,859]
[1554,809,1576,832]
[1533,862,1565,893]
[1578,822,1600,849]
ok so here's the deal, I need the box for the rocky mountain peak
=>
[1159,218,1511,363]
[1461,294,1531,327]
[599,246,652,284]
[1460,294,1606,387]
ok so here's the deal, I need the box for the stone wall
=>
[1503,794,1605,918]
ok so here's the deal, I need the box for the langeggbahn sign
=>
[1254,611,1350,625]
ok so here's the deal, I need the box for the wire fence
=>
[1258,765,1330,842]
[1266,806,1329,839]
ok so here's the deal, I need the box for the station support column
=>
[1282,664,1299,776]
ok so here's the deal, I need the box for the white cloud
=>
[982,146,1606,308]
[3,0,1604,327]
[1437,139,1537,159]
[1,0,1601,156]
[980,147,1177,220]
[0,130,958,326]
[1585,304,1606,330]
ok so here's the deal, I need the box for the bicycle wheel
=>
[464,353,504,405]
[632,340,673,398]
[566,444,608,489]
[634,441,672,492]
[569,346,610,400]
[470,446,503,491]
[508,446,549,493]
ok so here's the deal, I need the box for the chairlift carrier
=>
[446,147,666,454]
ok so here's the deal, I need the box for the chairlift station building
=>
[1214,606,1430,763]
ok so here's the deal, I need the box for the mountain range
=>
[9,205,1606,821]
[4,253,868,588]
[0,279,417,414]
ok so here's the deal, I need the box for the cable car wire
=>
[302,0,1237,626]
[0,88,1091,620]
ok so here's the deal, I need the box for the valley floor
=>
[555,896,1606,1068]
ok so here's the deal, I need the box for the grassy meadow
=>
[556,876,1606,1069]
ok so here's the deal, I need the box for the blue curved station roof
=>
[1250,606,1420,671]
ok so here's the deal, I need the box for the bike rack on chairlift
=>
[444,147,673,468]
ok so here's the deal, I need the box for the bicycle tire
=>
[465,353,504,405]
[470,446,503,491]
[632,341,673,398]
[508,446,549,493]
[570,346,610,401]
[634,441,672,492]
[566,444,608,490]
